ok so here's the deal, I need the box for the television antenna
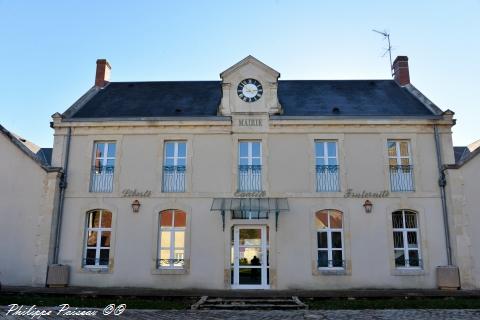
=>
[372,29,393,75]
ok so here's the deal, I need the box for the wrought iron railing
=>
[156,259,185,269]
[318,259,346,269]
[316,165,340,192]
[82,258,109,267]
[389,165,415,192]
[90,165,114,193]
[238,165,262,192]
[162,165,186,192]
[395,258,423,268]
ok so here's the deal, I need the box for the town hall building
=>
[1,56,479,290]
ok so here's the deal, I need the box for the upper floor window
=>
[238,141,262,192]
[158,209,186,269]
[83,209,112,268]
[388,140,414,192]
[315,141,340,192]
[163,141,186,192]
[392,210,422,268]
[90,142,116,193]
[316,209,344,269]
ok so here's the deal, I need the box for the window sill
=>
[81,267,112,274]
[392,268,425,276]
[152,268,188,275]
[314,268,348,276]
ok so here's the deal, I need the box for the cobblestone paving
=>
[2,307,480,320]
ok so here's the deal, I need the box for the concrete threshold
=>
[2,286,480,299]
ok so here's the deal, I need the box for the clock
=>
[237,78,263,102]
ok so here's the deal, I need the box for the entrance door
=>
[232,225,269,289]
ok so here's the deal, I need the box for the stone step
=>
[192,296,308,310]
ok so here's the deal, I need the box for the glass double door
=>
[231,226,269,289]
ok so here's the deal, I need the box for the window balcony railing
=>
[316,165,340,192]
[318,259,346,269]
[395,257,423,268]
[90,165,114,193]
[238,165,262,192]
[162,165,186,192]
[389,165,415,192]
[156,259,185,269]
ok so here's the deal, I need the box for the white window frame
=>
[238,141,262,166]
[392,210,422,269]
[164,141,187,167]
[83,210,112,269]
[90,142,116,193]
[316,210,344,270]
[158,210,186,269]
[93,142,116,167]
[315,141,338,166]
[388,140,412,166]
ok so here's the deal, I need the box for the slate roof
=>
[454,146,470,163]
[37,148,53,166]
[66,80,440,119]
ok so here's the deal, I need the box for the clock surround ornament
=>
[237,78,263,103]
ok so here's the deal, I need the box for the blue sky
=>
[0,0,479,147]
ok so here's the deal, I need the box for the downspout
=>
[434,124,453,265]
[52,127,71,264]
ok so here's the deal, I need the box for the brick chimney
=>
[392,56,410,86]
[95,59,111,87]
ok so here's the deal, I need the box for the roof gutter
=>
[434,124,453,265]
[52,127,71,264]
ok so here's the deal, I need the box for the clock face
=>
[237,78,263,102]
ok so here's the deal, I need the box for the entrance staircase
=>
[191,296,308,310]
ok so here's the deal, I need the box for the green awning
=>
[211,198,289,212]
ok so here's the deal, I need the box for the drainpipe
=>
[434,124,453,265]
[52,127,71,264]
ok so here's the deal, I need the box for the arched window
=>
[315,210,344,269]
[158,209,186,269]
[84,209,112,268]
[392,210,421,268]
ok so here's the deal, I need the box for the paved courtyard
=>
[2,307,480,319]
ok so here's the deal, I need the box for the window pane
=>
[164,158,174,166]
[174,210,186,227]
[400,142,409,157]
[315,142,324,157]
[239,158,248,165]
[239,142,248,157]
[95,143,105,158]
[87,231,97,246]
[100,231,111,247]
[177,143,186,157]
[99,249,109,265]
[165,143,174,158]
[315,212,328,229]
[177,158,186,166]
[161,231,171,248]
[318,251,328,267]
[238,268,262,285]
[329,211,343,228]
[160,249,171,260]
[252,142,261,157]
[101,211,112,228]
[387,141,396,157]
[392,212,403,228]
[239,229,261,246]
[407,232,418,248]
[394,250,405,267]
[107,143,116,157]
[327,142,336,157]
[251,157,261,166]
[106,159,115,167]
[389,158,398,166]
[332,250,343,267]
[174,249,185,261]
[316,157,325,166]
[317,232,327,248]
[239,248,262,266]
[327,157,338,166]
[408,250,420,267]
[405,212,417,228]
[174,231,185,249]
[85,249,96,265]
[401,158,410,166]
[160,210,173,227]
[393,231,404,248]
[88,211,101,228]
[332,232,342,248]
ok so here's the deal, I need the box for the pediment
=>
[220,55,280,80]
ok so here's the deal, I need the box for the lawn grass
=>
[0,294,193,309]
[306,297,480,309]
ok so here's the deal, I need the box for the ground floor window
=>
[158,209,186,269]
[83,209,112,268]
[392,209,421,268]
[315,209,344,269]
